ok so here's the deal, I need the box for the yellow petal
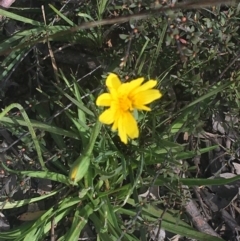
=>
[96,93,112,106]
[129,78,145,90]
[99,108,115,125]
[118,78,144,95]
[134,105,151,111]
[116,112,139,144]
[118,115,128,144]
[130,80,157,96]
[133,90,162,107]
[112,120,118,131]
[124,112,139,139]
[111,110,121,131]
[106,73,121,91]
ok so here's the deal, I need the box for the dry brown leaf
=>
[18,211,46,221]
[232,162,240,175]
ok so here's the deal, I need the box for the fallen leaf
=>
[18,211,46,221]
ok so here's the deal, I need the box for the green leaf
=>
[0,9,42,26]
[147,145,218,164]
[65,204,94,241]
[69,121,102,184]
[154,174,240,186]
[49,4,75,26]
[1,162,69,185]
[0,188,63,210]
[119,34,129,40]
[69,154,91,185]
[0,116,80,139]
[52,82,94,117]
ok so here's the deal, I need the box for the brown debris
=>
[185,198,221,238]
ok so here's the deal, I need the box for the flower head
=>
[96,73,162,144]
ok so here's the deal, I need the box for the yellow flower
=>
[96,73,162,144]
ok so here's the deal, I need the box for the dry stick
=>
[51,217,55,241]
[185,198,221,237]
[41,5,60,83]
[120,28,134,68]
[221,209,240,235]
[120,5,142,68]
[155,206,168,240]
[182,175,220,237]
[193,186,211,220]
[0,0,236,56]
[42,43,73,61]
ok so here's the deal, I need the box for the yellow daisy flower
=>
[96,73,162,144]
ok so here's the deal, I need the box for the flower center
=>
[119,95,133,112]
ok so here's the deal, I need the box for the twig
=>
[41,5,60,83]
[155,206,168,240]
[51,216,55,241]
[193,186,211,220]
[185,198,221,237]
